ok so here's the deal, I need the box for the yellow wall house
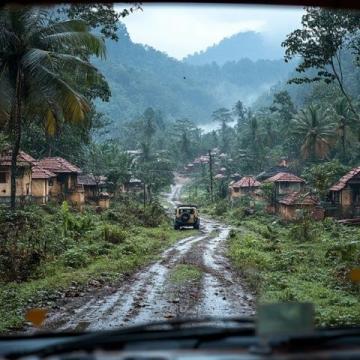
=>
[229,176,261,200]
[36,157,84,209]
[0,149,35,204]
[31,164,56,204]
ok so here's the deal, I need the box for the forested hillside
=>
[255,48,360,110]
[184,31,283,65]
[92,24,293,131]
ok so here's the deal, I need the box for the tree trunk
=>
[10,67,23,210]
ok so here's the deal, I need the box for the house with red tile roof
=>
[37,157,84,208]
[77,174,107,200]
[264,172,305,198]
[0,149,35,203]
[328,167,360,218]
[278,191,324,221]
[229,176,261,199]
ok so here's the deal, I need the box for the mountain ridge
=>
[92,23,293,135]
[183,31,284,65]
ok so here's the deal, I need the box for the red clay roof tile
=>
[279,191,319,206]
[232,176,261,188]
[32,164,56,179]
[37,157,81,174]
[329,167,360,192]
[264,172,304,183]
[0,150,36,166]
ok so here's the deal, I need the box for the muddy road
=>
[44,175,254,331]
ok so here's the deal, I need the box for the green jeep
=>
[174,205,200,230]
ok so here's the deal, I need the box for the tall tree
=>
[172,118,197,164]
[0,6,105,208]
[282,7,360,118]
[292,105,335,161]
[332,97,356,161]
[212,107,233,153]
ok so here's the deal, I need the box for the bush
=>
[62,248,90,268]
[289,212,320,242]
[103,224,127,244]
[214,200,228,216]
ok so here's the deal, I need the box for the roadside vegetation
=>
[184,191,360,327]
[0,198,195,332]
[228,213,360,326]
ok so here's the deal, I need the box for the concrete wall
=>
[230,187,257,199]
[277,182,302,195]
[0,166,32,198]
[48,177,62,197]
[32,179,50,204]
[341,188,352,206]
[278,204,296,221]
[278,204,323,221]
[68,189,85,210]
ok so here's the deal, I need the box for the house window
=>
[0,172,7,183]
[49,179,54,186]
[233,188,239,193]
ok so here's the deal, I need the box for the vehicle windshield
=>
[179,208,194,214]
[0,2,359,336]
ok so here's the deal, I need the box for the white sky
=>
[116,3,304,60]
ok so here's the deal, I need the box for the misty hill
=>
[183,31,284,65]
[93,23,293,131]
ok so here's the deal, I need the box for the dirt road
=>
[44,175,254,331]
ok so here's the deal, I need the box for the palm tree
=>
[292,105,335,161]
[332,97,356,161]
[0,6,105,208]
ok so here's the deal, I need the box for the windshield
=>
[0,2,359,336]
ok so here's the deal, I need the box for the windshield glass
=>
[0,2,359,336]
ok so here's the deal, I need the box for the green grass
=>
[0,201,198,333]
[227,215,360,327]
[169,264,203,285]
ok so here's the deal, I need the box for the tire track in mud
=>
[44,175,254,332]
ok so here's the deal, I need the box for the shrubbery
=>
[228,214,360,326]
[0,197,170,283]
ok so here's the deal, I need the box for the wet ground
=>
[44,175,254,331]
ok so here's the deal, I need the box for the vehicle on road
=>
[174,205,200,230]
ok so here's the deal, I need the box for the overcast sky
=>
[116,3,304,60]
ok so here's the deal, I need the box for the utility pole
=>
[208,149,213,202]
[143,181,146,209]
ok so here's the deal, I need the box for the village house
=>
[229,176,261,200]
[328,167,360,218]
[121,177,143,193]
[77,174,107,201]
[278,191,324,221]
[31,164,56,204]
[36,157,84,208]
[264,172,305,199]
[0,149,35,204]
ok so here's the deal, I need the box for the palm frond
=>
[40,31,106,59]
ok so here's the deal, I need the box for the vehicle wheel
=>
[181,213,190,222]
[194,221,200,230]
[174,224,180,230]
